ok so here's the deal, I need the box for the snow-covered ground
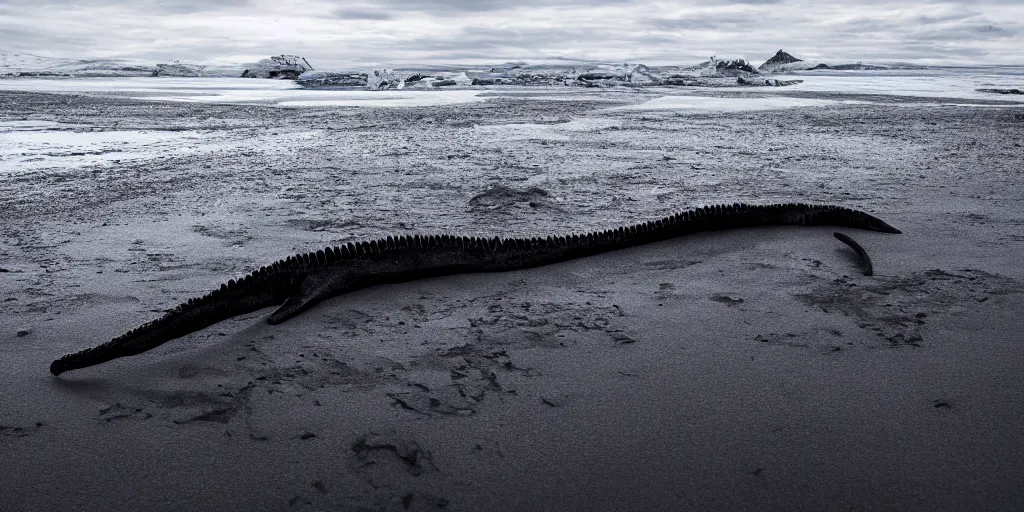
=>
[1,69,1023,511]
[1,70,1019,176]
[0,76,300,97]
[771,68,1024,102]
[0,119,321,174]
[0,77,488,106]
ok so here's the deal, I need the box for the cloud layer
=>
[1,0,1021,67]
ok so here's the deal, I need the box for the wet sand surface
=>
[1,89,1023,511]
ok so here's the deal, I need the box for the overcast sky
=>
[1,0,1021,68]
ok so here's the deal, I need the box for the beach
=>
[2,82,1023,511]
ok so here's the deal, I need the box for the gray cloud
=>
[915,22,1021,41]
[646,14,769,31]
[0,24,96,51]
[0,0,1021,66]
[330,8,394,20]
[895,42,990,58]
[343,0,631,14]
[913,12,979,24]
[2,0,251,14]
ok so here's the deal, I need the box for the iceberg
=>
[575,63,657,87]
[367,68,396,90]
[757,49,917,73]
[400,74,444,88]
[296,70,367,88]
[395,71,472,89]
[240,55,313,79]
[448,72,473,86]
[736,76,804,87]
[627,64,658,84]
[680,56,760,78]
[152,61,208,77]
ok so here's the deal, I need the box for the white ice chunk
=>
[240,55,312,79]
[367,68,396,90]
[447,72,473,86]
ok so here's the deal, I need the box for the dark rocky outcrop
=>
[513,72,574,86]
[737,76,804,87]
[830,63,889,71]
[577,73,617,81]
[716,58,759,75]
[679,57,761,77]
[660,76,701,86]
[296,71,367,88]
[403,73,426,85]
[682,57,760,78]
[15,71,68,77]
[977,88,1024,95]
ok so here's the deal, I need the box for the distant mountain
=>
[0,49,250,78]
[0,49,153,77]
[757,49,929,73]
[759,50,802,72]
[758,50,825,72]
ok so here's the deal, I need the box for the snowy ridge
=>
[152,61,247,77]
[0,49,153,77]
[0,49,247,77]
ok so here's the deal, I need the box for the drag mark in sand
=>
[50,203,901,376]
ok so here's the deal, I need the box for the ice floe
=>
[296,71,367,88]
[615,95,869,111]
[276,90,485,107]
[0,118,323,174]
[2,67,1021,108]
